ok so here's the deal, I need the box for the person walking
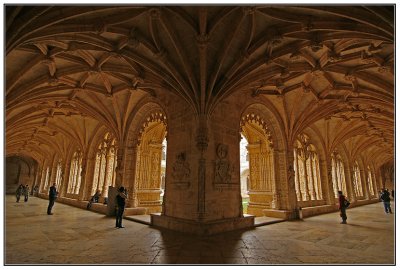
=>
[380,188,392,214]
[115,186,128,228]
[47,183,58,215]
[23,184,30,202]
[338,191,348,224]
[15,184,24,203]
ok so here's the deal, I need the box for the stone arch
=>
[64,147,83,199]
[89,132,118,199]
[292,132,324,206]
[331,144,353,200]
[354,156,368,199]
[5,155,38,194]
[302,126,334,205]
[237,102,290,216]
[239,102,287,152]
[124,101,168,213]
[81,125,112,200]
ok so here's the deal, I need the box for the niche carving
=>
[214,144,237,190]
[172,152,191,189]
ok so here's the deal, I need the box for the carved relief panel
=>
[214,144,236,190]
[171,152,191,189]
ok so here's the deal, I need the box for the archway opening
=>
[239,136,249,214]
[293,134,323,207]
[240,113,275,217]
[134,112,167,214]
[91,133,117,201]
[160,138,167,202]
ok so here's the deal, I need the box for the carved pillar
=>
[312,156,322,200]
[196,117,208,221]
[38,163,47,193]
[77,157,87,200]
[135,143,163,213]
[307,156,316,200]
[247,143,263,215]
[60,161,70,197]
[286,149,298,211]
[97,150,106,193]
[372,169,379,198]
[100,150,111,199]
[34,165,41,192]
[125,144,138,208]
[345,164,356,202]
[359,169,368,199]
[294,148,302,201]
[114,147,124,188]
[111,147,118,187]
[80,156,95,200]
[322,157,335,205]
[300,151,311,201]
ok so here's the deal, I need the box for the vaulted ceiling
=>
[5,5,394,166]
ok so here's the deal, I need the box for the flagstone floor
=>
[4,195,395,265]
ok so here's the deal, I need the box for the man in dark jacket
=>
[115,186,128,228]
[380,189,392,214]
[338,191,348,224]
[15,184,24,203]
[47,183,58,215]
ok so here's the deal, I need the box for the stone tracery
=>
[293,134,323,203]
[91,132,117,198]
[331,151,348,198]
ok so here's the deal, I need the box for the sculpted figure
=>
[172,152,190,182]
[215,144,231,183]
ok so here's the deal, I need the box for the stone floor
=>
[4,195,395,265]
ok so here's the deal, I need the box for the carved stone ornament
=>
[214,144,237,190]
[172,152,191,189]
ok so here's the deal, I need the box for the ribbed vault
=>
[5,5,394,169]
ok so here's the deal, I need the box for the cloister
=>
[5,5,394,237]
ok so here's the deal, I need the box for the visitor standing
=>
[380,188,392,214]
[23,184,30,202]
[115,186,128,228]
[47,183,58,215]
[15,184,24,203]
[338,191,348,224]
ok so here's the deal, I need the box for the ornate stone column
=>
[285,149,298,212]
[135,143,163,213]
[321,157,335,205]
[77,157,87,200]
[294,148,302,201]
[38,162,47,193]
[100,150,111,199]
[371,168,379,198]
[79,156,95,201]
[308,153,317,200]
[246,142,272,216]
[60,161,70,197]
[359,168,367,199]
[299,150,311,201]
[344,163,356,202]
[114,147,124,188]
[196,117,208,221]
[124,144,138,208]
